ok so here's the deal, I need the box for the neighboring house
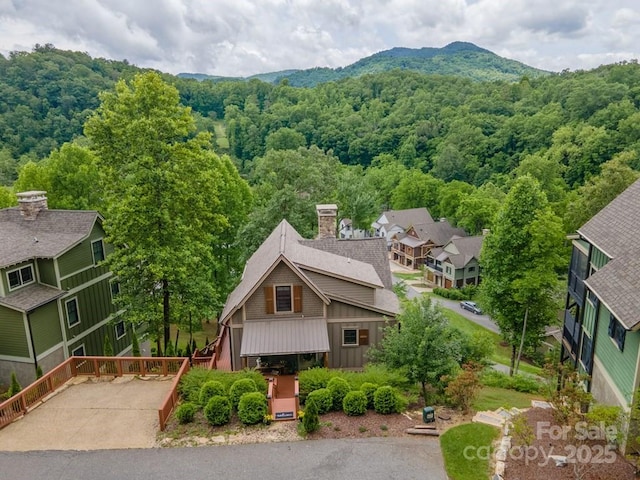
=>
[0,191,131,386]
[338,218,369,239]
[391,219,466,270]
[561,178,640,424]
[372,208,433,248]
[425,235,484,288]
[217,204,399,372]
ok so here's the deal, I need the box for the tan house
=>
[372,208,433,248]
[425,235,483,288]
[391,219,465,269]
[217,205,399,373]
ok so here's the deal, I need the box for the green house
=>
[0,191,132,386]
[562,179,640,419]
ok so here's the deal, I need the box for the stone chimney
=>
[17,191,48,220]
[316,204,338,239]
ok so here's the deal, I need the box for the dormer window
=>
[7,264,34,291]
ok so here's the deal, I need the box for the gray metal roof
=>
[0,208,99,268]
[585,251,640,330]
[240,318,330,356]
[0,283,65,312]
[578,178,640,259]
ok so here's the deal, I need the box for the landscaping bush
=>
[306,388,333,414]
[175,402,197,424]
[299,367,334,401]
[204,395,231,426]
[179,367,268,403]
[360,382,378,409]
[199,380,227,406]
[229,378,257,410]
[237,392,268,425]
[303,398,320,433]
[433,287,466,301]
[481,370,540,393]
[327,377,352,411]
[343,390,367,416]
[342,364,410,390]
[374,386,398,414]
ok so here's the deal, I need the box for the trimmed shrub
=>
[306,388,332,414]
[374,386,397,414]
[175,402,197,424]
[299,367,333,401]
[237,392,268,425]
[179,368,268,404]
[394,391,409,413]
[303,398,320,433]
[343,390,367,416]
[360,382,378,409]
[199,380,227,406]
[229,378,258,410]
[204,395,231,426]
[433,287,466,301]
[327,377,351,411]
[481,370,540,394]
[8,372,21,397]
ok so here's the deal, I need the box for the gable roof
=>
[0,283,65,312]
[375,208,433,230]
[220,220,396,322]
[400,220,466,248]
[0,208,100,268]
[578,178,640,259]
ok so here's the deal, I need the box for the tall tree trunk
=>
[510,343,516,376]
[163,278,170,352]
[514,307,529,375]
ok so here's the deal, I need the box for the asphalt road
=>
[0,437,447,480]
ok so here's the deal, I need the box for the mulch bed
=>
[505,408,636,480]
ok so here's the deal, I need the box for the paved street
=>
[0,437,447,480]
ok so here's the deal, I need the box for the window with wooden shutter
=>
[358,329,369,346]
[293,285,303,313]
[264,286,274,314]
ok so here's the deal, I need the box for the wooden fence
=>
[0,356,188,431]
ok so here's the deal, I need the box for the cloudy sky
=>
[1,0,639,77]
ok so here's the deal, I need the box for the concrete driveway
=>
[0,375,174,451]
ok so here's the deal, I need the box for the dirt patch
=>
[505,408,635,480]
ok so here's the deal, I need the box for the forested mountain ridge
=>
[178,41,550,86]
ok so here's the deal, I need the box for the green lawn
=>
[441,309,542,376]
[473,386,541,411]
[440,423,500,480]
[393,272,423,281]
[168,321,219,353]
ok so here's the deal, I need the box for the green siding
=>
[0,306,29,357]
[37,259,57,287]
[590,246,609,270]
[594,304,639,404]
[29,301,63,354]
[61,265,110,290]
[1,260,35,294]
[57,222,105,278]
[583,300,596,337]
[63,277,117,337]
[67,322,117,356]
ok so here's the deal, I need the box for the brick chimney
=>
[316,204,338,239]
[17,191,48,220]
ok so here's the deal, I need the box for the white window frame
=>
[71,344,86,356]
[65,297,81,328]
[274,284,293,313]
[110,279,120,303]
[7,264,35,291]
[115,320,126,340]
[342,327,359,347]
[91,238,105,265]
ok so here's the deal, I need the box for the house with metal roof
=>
[217,205,400,373]
[0,191,131,386]
[561,178,640,418]
[391,218,466,270]
[425,235,484,289]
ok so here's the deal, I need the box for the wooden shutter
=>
[264,286,274,314]
[293,285,303,313]
[358,329,369,346]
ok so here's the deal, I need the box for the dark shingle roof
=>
[378,208,433,230]
[0,208,98,268]
[411,221,466,246]
[0,283,65,312]
[585,250,640,330]
[578,178,640,259]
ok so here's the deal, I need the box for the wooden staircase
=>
[267,375,299,420]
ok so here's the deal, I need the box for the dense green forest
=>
[2,45,640,257]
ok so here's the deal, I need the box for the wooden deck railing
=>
[158,358,191,431]
[0,356,187,431]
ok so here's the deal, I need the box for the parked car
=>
[460,300,482,315]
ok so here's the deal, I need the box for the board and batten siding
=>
[57,223,105,278]
[583,299,597,336]
[67,322,118,357]
[327,319,386,369]
[302,270,374,304]
[30,301,63,355]
[594,304,640,405]
[590,246,609,270]
[0,306,29,357]
[230,326,243,371]
[37,258,57,287]
[244,262,324,320]
[62,278,117,338]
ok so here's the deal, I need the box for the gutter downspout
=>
[26,310,38,373]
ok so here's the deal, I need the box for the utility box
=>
[423,406,435,423]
